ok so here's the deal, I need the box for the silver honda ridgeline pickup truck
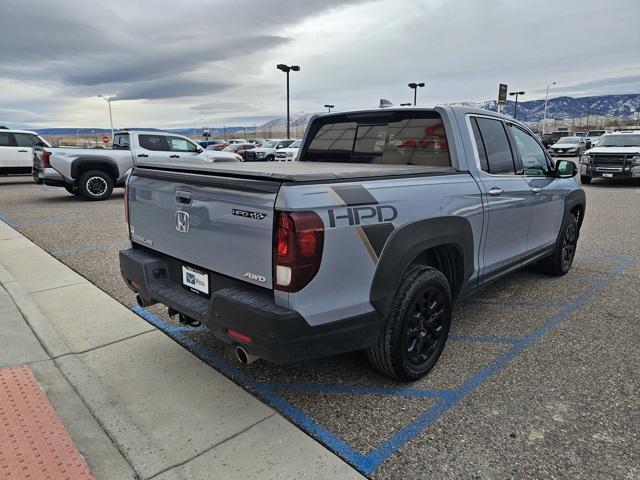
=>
[119,106,585,381]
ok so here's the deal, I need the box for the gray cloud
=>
[1,0,638,128]
[0,0,368,102]
[114,77,233,101]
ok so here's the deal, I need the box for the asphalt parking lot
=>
[1,169,639,479]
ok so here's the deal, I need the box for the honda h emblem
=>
[175,211,190,233]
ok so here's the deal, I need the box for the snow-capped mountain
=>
[453,94,640,122]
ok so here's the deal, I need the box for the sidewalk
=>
[0,220,364,480]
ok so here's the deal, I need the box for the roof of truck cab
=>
[134,161,459,182]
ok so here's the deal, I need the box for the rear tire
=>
[580,175,592,184]
[266,155,275,161]
[538,213,578,276]
[78,170,113,201]
[367,266,452,382]
[64,184,80,196]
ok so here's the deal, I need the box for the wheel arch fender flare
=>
[370,216,475,318]
[70,156,119,181]
[564,188,586,230]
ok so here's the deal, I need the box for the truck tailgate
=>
[127,167,280,289]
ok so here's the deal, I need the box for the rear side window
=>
[14,133,39,147]
[0,132,15,147]
[139,135,168,151]
[473,117,515,175]
[302,111,450,167]
[113,133,130,150]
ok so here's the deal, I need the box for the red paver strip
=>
[0,365,93,480]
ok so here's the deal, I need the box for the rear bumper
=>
[119,247,384,364]
[32,167,67,187]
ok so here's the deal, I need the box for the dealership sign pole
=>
[497,84,507,115]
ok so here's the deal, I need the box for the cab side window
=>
[472,117,516,175]
[139,135,168,151]
[168,137,199,152]
[14,133,39,147]
[509,125,550,176]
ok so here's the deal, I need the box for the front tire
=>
[78,170,113,201]
[539,213,578,276]
[580,175,592,184]
[266,155,275,162]
[367,266,452,381]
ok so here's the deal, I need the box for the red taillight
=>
[41,151,51,168]
[274,211,324,292]
[227,328,252,344]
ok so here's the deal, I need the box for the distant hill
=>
[26,93,640,136]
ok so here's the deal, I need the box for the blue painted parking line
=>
[14,213,122,227]
[132,256,631,476]
[51,240,130,257]
[0,213,17,228]
[266,382,449,399]
[448,334,525,345]
[461,298,565,309]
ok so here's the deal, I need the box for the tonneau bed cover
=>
[134,161,458,182]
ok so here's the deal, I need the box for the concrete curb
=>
[0,219,365,480]
[0,262,143,478]
[0,265,71,359]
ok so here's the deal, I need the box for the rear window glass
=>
[113,133,130,150]
[301,111,450,167]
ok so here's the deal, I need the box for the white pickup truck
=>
[33,130,241,200]
[0,128,50,175]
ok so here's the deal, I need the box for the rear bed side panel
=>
[276,173,484,327]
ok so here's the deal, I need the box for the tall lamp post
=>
[542,82,556,135]
[98,95,114,142]
[408,82,425,106]
[509,91,525,119]
[324,104,334,113]
[276,64,300,139]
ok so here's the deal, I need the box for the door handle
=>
[530,186,543,194]
[137,154,149,158]
[175,190,192,205]
[488,187,503,196]
[170,154,180,158]
[18,149,28,152]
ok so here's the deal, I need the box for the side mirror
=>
[196,147,204,154]
[555,159,577,178]
[585,141,592,149]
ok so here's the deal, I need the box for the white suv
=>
[0,127,50,175]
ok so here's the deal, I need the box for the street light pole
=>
[277,64,300,139]
[408,82,425,106]
[324,104,334,113]
[542,82,556,135]
[98,95,115,142]
[509,91,525,119]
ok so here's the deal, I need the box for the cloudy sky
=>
[1,0,639,129]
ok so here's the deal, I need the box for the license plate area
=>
[182,265,209,296]
[602,173,614,178]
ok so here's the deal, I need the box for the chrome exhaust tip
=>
[235,346,259,365]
